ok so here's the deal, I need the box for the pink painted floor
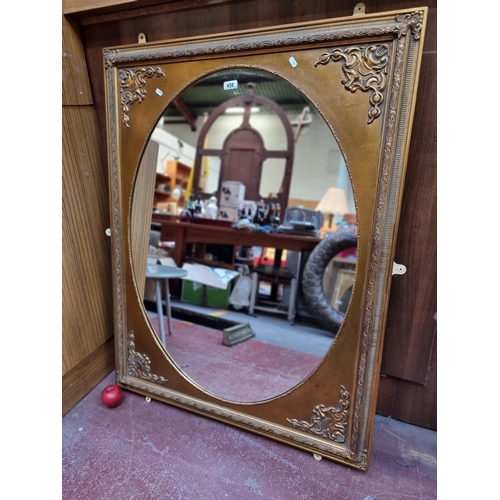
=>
[149,317,324,402]
[62,371,437,499]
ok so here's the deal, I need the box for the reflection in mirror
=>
[132,68,357,403]
[322,249,356,314]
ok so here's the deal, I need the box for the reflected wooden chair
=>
[248,248,300,325]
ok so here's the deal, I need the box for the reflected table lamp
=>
[315,187,348,229]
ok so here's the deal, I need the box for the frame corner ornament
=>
[395,11,424,40]
[350,448,369,470]
[119,67,166,128]
[128,331,167,384]
[103,49,119,69]
[287,386,350,443]
[314,44,389,124]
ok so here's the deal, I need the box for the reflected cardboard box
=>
[181,262,240,309]
[217,205,239,223]
[220,180,245,207]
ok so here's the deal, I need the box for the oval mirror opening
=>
[131,67,356,403]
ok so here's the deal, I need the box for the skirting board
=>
[62,337,115,415]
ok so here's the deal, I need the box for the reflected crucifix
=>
[292,106,312,143]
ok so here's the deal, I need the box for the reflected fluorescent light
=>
[224,107,259,114]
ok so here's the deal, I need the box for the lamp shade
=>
[315,187,348,216]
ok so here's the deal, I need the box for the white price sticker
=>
[289,56,298,67]
[223,80,238,90]
[155,88,163,96]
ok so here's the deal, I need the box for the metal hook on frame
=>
[392,262,407,276]
[353,3,366,16]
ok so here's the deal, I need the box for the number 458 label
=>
[223,80,238,90]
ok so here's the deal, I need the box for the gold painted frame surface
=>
[104,8,427,471]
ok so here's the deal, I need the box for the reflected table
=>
[146,264,188,346]
[150,217,321,298]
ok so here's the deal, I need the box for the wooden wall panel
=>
[62,105,114,374]
[62,16,93,105]
[62,15,115,414]
[377,329,437,430]
[380,53,437,384]
[66,0,437,427]
[62,337,115,415]
[62,103,115,413]
[65,0,225,19]
[64,0,138,15]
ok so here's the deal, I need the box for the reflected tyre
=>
[302,227,357,335]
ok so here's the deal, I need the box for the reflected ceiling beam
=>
[173,97,197,131]
[165,100,313,119]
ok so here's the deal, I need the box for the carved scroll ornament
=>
[315,44,389,124]
[119,67,165,128]
[128,331,167,384]
[287,386,350,443]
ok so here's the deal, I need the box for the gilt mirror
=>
[104,7,427,470]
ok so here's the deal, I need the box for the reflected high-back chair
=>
[191,82,295,210]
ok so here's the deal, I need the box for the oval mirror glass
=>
[131,68,356,403]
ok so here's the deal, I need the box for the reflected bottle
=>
[205,196,218,219]
[179,197,193,222]
[273,203,281,227]
[194,197,204,215]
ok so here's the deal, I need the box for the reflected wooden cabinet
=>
[154,160,192,212]
[153,172,171,210]
[168,159,191,211]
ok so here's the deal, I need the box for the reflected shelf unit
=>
[155,160,192,212]
[153,172,172,210]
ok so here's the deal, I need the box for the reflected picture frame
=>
[104,7,427,470]
[332,268,356,311]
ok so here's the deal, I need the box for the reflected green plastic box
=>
[181,280,232,309]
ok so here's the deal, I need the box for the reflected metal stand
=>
[146,264,188,345]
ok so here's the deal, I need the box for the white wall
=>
[151,127,196,172]
[156,110,356,214]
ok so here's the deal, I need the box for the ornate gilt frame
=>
[104,7,427,470]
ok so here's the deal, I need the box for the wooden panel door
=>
[222,130,265,201]
[62,15,114,414]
